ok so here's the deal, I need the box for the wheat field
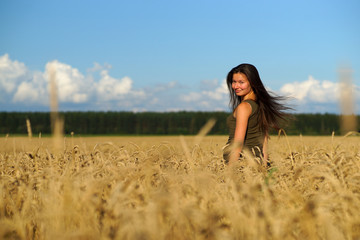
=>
[0,134,360,240]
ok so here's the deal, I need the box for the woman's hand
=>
[228,144,242,166]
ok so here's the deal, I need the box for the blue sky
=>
[1,0,359,113]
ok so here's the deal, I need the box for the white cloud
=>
[200,79,219,90]
[1,55,147,107]
[13,71,48,103]
[152,81,177,92]
[46,61,90,103]
[96,70,132,101]
[87,62,112,73]
[182,92,202,102]
[150,97,159,104]
[180,80,228,109]
[202,81,228,100]
[1,54,230,111]
[280,76,339,103]
[279,75,360,104]
[0,54,28,93]
[279,75,360,113]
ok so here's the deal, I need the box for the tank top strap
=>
[243,99,258,116]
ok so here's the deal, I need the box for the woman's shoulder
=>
[243,99,258,110]
[234,101,252,117]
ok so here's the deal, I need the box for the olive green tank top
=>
[225,99,264,157]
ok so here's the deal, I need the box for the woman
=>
[223,63,291,166]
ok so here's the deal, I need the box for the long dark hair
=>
[226,63,291,134]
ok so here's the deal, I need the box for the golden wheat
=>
[0,134,359,240]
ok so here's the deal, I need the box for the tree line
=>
[0,111,359,136]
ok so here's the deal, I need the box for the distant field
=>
[1,135,359,239]
[1,135,228,154]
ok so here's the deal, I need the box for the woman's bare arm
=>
[229,101,252,165]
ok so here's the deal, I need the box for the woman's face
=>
[232,73,252,97]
